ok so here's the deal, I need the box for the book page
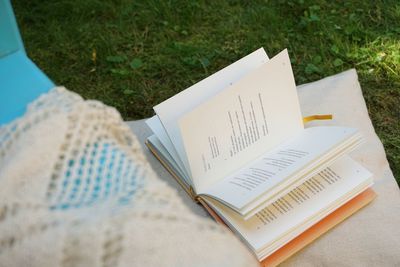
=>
[201,126,359,212]
[147,135,191,185]
[153,48,269,184]
[179,50,303,191]
[204,156,373,257]
[146,115,190,179]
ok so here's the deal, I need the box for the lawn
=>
[13,0,400,183]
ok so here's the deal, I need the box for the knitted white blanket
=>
[0,87,256,267]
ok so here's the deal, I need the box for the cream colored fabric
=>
[284,69,400,266]
[128,69,400,266]
[0,87,257,267]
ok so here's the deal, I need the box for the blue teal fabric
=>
[0,0,54,125]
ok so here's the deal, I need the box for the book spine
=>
[145,140,199,202]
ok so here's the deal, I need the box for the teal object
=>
[0,0,54,125]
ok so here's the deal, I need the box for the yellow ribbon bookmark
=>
[303,114,333,125]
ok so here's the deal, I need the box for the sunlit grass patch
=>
[13,0,400,182]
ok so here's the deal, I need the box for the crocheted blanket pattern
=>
[0,87,255,267]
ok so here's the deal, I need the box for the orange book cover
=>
[200,188,376,266]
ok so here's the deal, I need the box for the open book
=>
[145,48,375,263]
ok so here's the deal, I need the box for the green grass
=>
[13,0,400,183]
